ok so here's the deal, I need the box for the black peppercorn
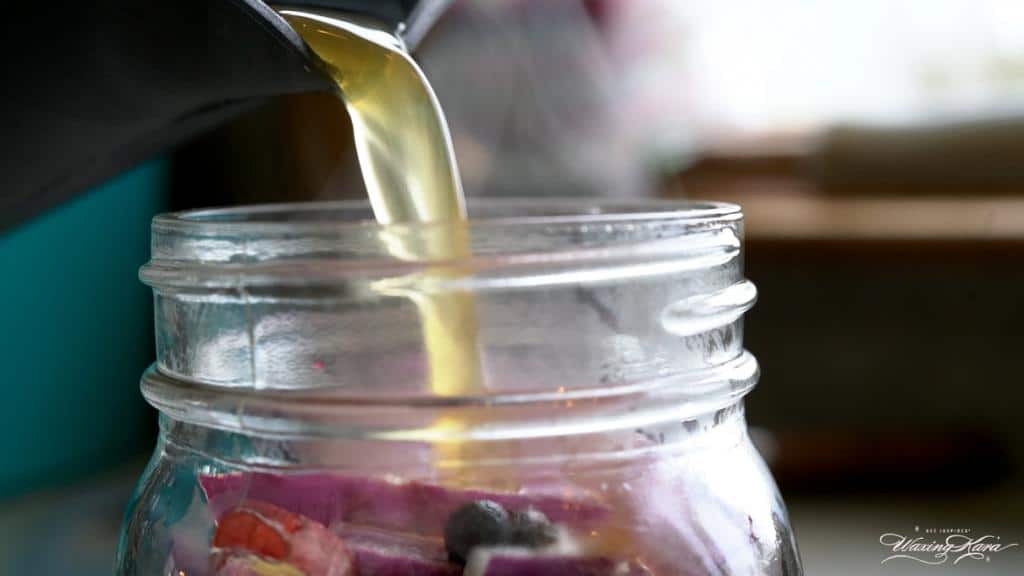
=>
[444,500,513,564]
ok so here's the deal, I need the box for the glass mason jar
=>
[117,199,801,576]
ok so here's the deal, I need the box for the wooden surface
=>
[665,133,1024,256]
[689,188,1024,242]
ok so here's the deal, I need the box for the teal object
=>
[0,159,170,498]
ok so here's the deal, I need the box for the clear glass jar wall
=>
[117,200,801,575]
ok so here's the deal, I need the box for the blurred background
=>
[2,0,1024,574]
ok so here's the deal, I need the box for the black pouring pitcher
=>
[0,0,448,231]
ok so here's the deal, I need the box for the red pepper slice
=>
[213,501,304,560]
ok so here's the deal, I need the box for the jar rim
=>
[143,198,743,289]
[154,198,741,235]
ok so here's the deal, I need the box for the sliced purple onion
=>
[333,523,461,576]
[200,473,610,535]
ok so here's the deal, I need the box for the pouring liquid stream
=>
[279,9,485,445]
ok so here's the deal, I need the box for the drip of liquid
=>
[279,9,485,400]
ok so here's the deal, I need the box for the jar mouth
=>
[156,198,740,235]
[143,198,742,288]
